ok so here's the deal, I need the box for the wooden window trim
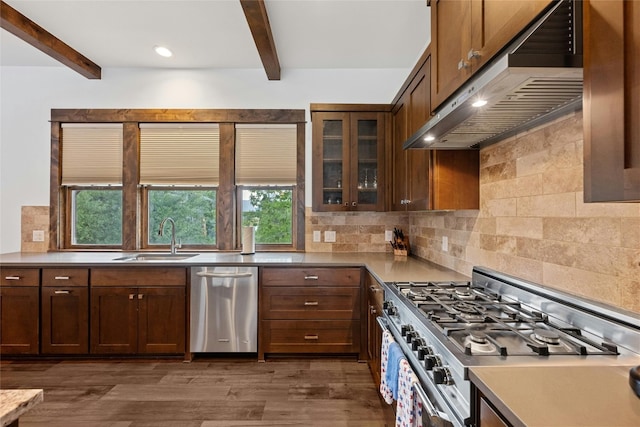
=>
[50,108,305,252]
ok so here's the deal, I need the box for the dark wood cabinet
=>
[41,268,89,354]
[259,267,362,360]
[311,105,390,212]
[90,268,186,355]
[391,47,480,211]
[431,0,552,109]
[366,272,384,388]
[0,268,40,355]
[584,0,640,202]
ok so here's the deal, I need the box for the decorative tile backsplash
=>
[21,206,49,252]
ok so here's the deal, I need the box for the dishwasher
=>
[190,266,257,353]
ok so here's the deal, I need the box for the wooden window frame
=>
[50,109,306,252]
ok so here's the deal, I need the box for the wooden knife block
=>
[392,236,410,256]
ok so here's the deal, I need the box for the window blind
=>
[139,124,220,185]
[235,124,297,185]
[61,124,123,185]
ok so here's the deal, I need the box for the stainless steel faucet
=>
[159,217,180,254]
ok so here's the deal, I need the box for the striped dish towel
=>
[395,358,422,427]
[379,328,395,404]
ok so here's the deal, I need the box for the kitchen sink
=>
[113,253,199,261]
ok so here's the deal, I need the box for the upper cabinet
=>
[391,48,480,211]
[311,105,390,212]
[583,0,640,202]
[431,0,553,109]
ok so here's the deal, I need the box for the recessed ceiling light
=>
[472,99,488,107]
[154,46,173,58]
[424,135,435,142]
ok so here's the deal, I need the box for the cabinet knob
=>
[467,49,481,60]
[138,294,143,300]
[457,60,470,70]
[344,202,349,207]
[351,201,357,207]
[129,294,135,300]
[370,305,377,314]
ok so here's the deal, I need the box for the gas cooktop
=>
[390,280,619,357]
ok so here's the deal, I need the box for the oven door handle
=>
[414,382,454,427]
[376,316,389,330]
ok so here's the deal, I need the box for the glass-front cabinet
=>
[312,108,386,211]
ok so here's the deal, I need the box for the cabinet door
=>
[584,0,640,202]
[472,0,552,73]
[312,112,350,211]
[432,150,480,210]
[366,274,384,388]
[90,287,137,354]
[406,55,433,211]
[391,99,408,211]
[350,112,385,211]
[137,287,185,354]
[0,287,39,355]
[431,0,472,109]
[41,287,88,354]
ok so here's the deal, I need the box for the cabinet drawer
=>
[261,287,360,320]
[0,268,39,287]
[91,268,186,287]
[260,320,360,354]
[261,267,360,287]
[42,268,89,287]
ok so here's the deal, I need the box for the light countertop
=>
[0,389,43,427]
[469,364,640,427]
[0,251,471,283]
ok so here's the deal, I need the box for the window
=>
[61,124,123,247]
[140,124,220,248]
[51,109,305,251]
[70,188,123,246]
[236,124,297,248]
[240,187,293,245]
[147,188,217,246]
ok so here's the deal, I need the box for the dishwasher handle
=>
[196,271,253,278]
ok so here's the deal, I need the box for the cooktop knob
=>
[412,337,425,351]
[406,331,418,344]
[433,367,454,385]
[418,345,433,360]
[401,324,413,336]
[425,355,441,370]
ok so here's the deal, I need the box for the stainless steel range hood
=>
[405,0,583,150]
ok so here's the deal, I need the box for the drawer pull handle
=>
[5,276,21,280]
[138,294,144,300]
[304,275,319,280]
[54,290,71,294]
[54,276,70,280]
[304,301,319,306]
[304,335,319,340]
[129,294,135,300]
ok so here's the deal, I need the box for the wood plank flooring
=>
[0,357,395,426]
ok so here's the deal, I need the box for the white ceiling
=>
[0,0,431,73]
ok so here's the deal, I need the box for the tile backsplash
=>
[306,112,640,313]
[21,206,49,252]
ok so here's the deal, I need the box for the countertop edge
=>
[0,389,43,427]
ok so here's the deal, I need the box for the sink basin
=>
[113,253,198,261]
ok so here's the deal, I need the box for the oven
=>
[380,266,640,427]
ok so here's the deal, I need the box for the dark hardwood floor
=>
[1,357,394,426]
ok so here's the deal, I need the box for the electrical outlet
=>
[385,230,393,241]
[442,236,448,252]
[32,230,45,242]
[313,230,321,242]
[324,230,336,243]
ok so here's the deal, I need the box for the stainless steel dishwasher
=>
[190,266,257,353]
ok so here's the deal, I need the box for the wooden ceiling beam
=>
[240,0,281,80]
[0,0,101,79]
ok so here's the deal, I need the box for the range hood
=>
[405,0,583,150]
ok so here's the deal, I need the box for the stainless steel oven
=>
[380,266,640,427]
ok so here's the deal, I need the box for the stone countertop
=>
[469,364,640,427]
[0,389,43,427]
[0,251,471,283]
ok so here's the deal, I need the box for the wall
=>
[408,112,640,314]
[0,66,407,253]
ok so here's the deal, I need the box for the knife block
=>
[392,236,410,256]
